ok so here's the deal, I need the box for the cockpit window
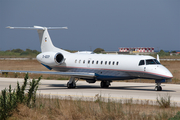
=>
[146,59,161,65]
[154,59,161,64]
[139,60,145,66]
[146,59,155,65]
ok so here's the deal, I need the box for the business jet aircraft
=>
[3,26,173,91]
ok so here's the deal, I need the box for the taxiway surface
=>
[0,77,180,105]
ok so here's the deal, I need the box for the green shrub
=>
[0,85,17,120]
[158,50,170,56]
[27,76,41,107]
[168,111,180,120]
[0,73,41,119]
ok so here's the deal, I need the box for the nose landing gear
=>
[155,82,162,91]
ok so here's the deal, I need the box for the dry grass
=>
[0,60,70,80]
[8,95,180,120]
[162,61,180,83]
[0,60,46,71]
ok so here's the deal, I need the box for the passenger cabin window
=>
[75,60,77,63]
[116,62,119,65]
[112,61,115,65]
[83,60,85,64]
[96,61,98,64]
[101,61,103,64]
[105,61,107,65]
[139,60,145,66]
[79,60,81,63]
[88,60,90,64]
[109,61,111,65]
[92,60,94,64]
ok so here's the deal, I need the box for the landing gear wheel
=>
[155,86,162,91]
[67,77,76,89]
[100,81,105,88]
[159,86,162,91]
[155,82,162,91]
[67,82,76,89]
[100,81,110,88]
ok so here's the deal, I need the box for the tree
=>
[158,49,169,56]
[93,48,105,53]
[11,49,23,53]
[171,51,177,53]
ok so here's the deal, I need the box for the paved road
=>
[0,77,180,106]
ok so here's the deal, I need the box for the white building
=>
[119,47,154,53]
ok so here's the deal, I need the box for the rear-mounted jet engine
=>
[36,52,64,66]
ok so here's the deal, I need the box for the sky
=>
[0,0,180,52]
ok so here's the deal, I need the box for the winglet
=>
[157,54,160,63]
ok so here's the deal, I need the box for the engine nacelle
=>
[36,52,64,66]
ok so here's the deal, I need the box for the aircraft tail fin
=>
[6,26,69,53]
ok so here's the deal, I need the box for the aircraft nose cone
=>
[166,70,173,78]
[162,66,173,78]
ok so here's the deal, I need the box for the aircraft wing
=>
[0,70,95,79]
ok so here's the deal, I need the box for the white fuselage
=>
[37,52,173,81]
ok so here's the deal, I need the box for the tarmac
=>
[0,77,180,106]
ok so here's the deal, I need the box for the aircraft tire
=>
[67,82,71,88]
[67,82,76,89]
[100,81,109,88]
[100,81,105,88]
[155,86,162,91]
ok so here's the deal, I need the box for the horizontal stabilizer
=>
[6,26,68,30]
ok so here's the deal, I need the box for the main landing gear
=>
[154,82,162,91]
[67,77,77,88]
[100,81,111,88]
